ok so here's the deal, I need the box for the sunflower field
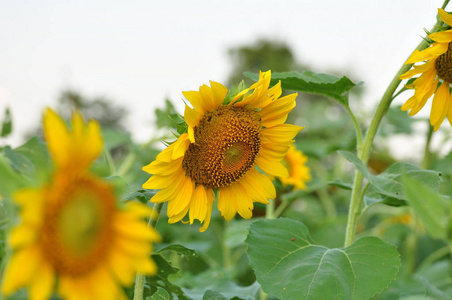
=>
[2,3,452,300]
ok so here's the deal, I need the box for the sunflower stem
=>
[266,198,276,220]
[133,202,163,300]
[343,14,443,247]
[345,105,363,148]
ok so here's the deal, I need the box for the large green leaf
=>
[244,71,361,107]
[246,218,400,300]
[338,151,441,203]
[403,176,449,240]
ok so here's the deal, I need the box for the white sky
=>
[0,0,445,151]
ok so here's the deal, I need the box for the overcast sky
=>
[0,0,445,149]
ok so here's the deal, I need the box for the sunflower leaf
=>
[202,290,228,300]
[157,244,199,258]
[402,176,449,240]
[338,151,441,203]
[244,71,361,107]
[246,218,400,300]
[147,254,189,300]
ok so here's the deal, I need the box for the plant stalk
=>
[343,12,445,247]
[133,202,163,300]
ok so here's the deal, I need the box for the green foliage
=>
[246,219,400,300]
[403,176,449,240]
[245,70,361,107]
[338,151,441,205]
[1,108,12,138]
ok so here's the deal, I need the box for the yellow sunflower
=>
[400,8,452,131]
[143,70,303,231]
[279,145,311,190]
[2,109,160,300]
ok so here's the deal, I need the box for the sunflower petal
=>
[438,8,452,27]
[430,82,450,131]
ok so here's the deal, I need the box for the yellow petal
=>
[133,256,158,275]
[259,143,291,161]
[8,224,36,248]
[1,245,42,295]
[182,90,205,113]
[239,169,275,203]
[142,174,173,190]
[256,155,289,178]
[44,108,102,171]
[430,82,450,131]
[189,185,209,224]
[168,205,189,224]
[172,133,190,160]
[114,219,157,240]
[218,186,237,221]
[233,182,253,219]
[107,249,136,286]
[428,30,452,43]
[261,93,297,128]
[188,126,195,143]
[260,124,303,144]
[142,157,183,176]
[43,108,70,167]
[210,81,228,106]
[184,105,203,128]
[199,189,214,232]
[167,176,194,216]
[438,8,452,27]
[28,261,55,300]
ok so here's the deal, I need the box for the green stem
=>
[222,220,232,269]
[133,202,163,300]
[343,13,445,247]
[317,185,337,220]
[103,148,117,176]
[345,105,363,148]
[421,123,434,169]
[117,151,136,178]
[266,198,277,220]
[259,197,278,300]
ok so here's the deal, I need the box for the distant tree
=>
[58,89,128,130]
[226,39,304,86]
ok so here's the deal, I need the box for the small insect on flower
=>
[2,109,160,300]
[400,8,452,131]
[143,71,303,231]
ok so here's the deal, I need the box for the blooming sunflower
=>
[400,8,452,131]
[279,145,311,190]
[143,71,303,231]
[2,109,160,300]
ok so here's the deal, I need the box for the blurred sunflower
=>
[143,71,303,231]
[400,8,452,131]
[2,109,160,300]
[279,145,311,190]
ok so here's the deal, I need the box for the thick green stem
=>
[343,12,446,247]
[133,202,163,300]
[266,198,276,220]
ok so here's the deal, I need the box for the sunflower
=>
[2,109,160,300]
[143,71,303,231]
[400,8,452,131]
[279,145,311,190]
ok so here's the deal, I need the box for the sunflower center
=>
[41,175,115,277]
[436,43,452,83]
[182,106,261,188]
